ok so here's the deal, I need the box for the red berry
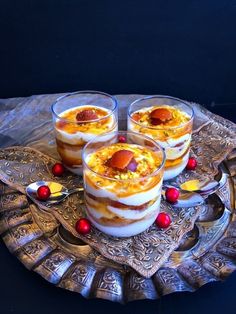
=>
[186,157,197,170]
[118,135,126,143]
[155,212,171,228]
[75,218,91,235]
[165,187,179,203]
[37,185,51,201]
[52,163,65,177]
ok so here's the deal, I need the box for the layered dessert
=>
[83,141,164,237]
[54,105,118,174]
[128,104,193,180]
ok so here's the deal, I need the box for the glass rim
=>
[82,131,166,183]
[128,95,194,130]
[51,90,118,123]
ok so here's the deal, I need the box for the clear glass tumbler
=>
[127,95,194,180]
[51,91,118,174]
[82,131,165,237]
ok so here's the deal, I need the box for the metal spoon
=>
[162,185,204,208]
[179,179,220,196]
[26,181,83,205]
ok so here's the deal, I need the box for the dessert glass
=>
[127,96,194,180]
[51,91,118,174]
[82,131,165,237]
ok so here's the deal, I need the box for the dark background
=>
[1,0,236,106]
[0,1,236,314]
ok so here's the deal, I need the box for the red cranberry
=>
[186,157,197,170]
[165,187,180,203]
[155,212,171,228]
[37,185,51,201]
[118,135,126,143]
[52,163,65,177]
[75,218,91,235]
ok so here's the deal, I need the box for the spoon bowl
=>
[162,185,204,208]
[26,181,83,205]
[180,179,220,196]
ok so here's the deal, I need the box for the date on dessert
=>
[150,108,173,125]
[107,150,137,172]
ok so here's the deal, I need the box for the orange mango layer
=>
[56,106,115,134]
[84,143,163,197]
[86,143,162,180]
[130,105,192,141]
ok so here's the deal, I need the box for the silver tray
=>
[0,157,235,303]
[0,94,236,303]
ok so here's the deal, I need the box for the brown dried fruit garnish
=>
[108,150,134,170]
[150,108,172,125]
[76,109,98,122]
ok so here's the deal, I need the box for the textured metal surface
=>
[0,146,208,277]
[0,152,236,302]
[0,154,235,302]
[0,95,235,302]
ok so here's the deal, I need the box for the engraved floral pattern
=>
[71,265,90,284]
[44,253,65,271]
[12,226,28,239]
[97,270,122,295]
[23,241,44,256]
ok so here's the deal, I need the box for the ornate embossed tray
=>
[0,94,236,303]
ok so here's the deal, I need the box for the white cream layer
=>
[85,194,161,220]
[164,135,191,160]
[128,121,191,159]
[84,178,163,206]
[164,150,189,180]
[56,106,117,144]
[59,146,82,160]
[108,195,161,219]
[63,164,82,175]
[86,210,159,237]
[56,124,117,145]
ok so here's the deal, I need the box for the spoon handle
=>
[68,187,84,195]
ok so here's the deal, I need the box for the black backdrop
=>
[1,1,236,314]
[1,0,236,105]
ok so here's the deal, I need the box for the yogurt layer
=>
[56,106,117,145]
[64,164,83,175]
[164,150,189,180]
[87,209,159,237]
[84,178,163,206]
[56,122,117,145]
[128,128,191,160]
[85,193,161,220]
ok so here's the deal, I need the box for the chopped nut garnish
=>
[131,105,190,128]
[56,106,114,134]
[86,143,161,180]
